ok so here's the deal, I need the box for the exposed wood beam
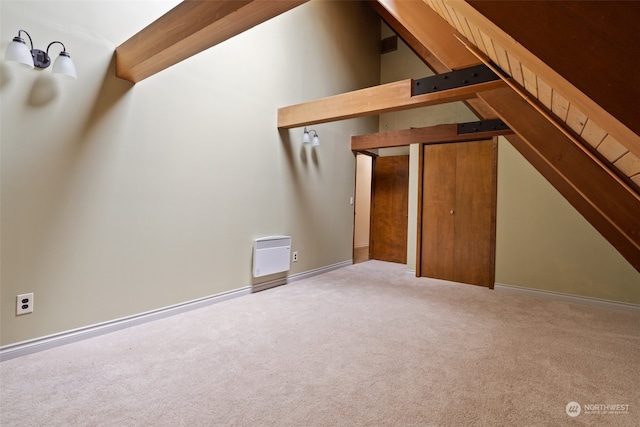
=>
[370,0,479,72]
[277,79,506,129]
[479,87,640,271]
[467,0,640,140]
[370,0,496,120]
[116,0,308,83]
[442,0,640,160]
[351,123,512,151]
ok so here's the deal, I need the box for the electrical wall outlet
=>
[292,251,298,262]
[16,293,34,315]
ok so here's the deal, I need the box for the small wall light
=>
[4,29,77,79]
[302,127,320,147]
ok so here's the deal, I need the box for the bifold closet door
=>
[421,140,497,287]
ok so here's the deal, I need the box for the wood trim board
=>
[278,79,506,129]
[351,123,512,151]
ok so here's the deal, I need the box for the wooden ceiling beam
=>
[369,0,479,73]
[444,0,640,160]
[116,0,308,83]
[466,0,640,141]
[351,123,512,151]
[479,86,640,271]
[370,0,496,120]
[277,79,506,129]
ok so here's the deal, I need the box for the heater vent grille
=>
[253,236,291,277]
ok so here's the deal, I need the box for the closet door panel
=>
[421,144,456,281]
[453,140,497,287]
[420,140,497,287]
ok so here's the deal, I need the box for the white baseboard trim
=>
[0,260,353,362]
[0,286,252,362]
[288,260,353,283]
[251,260,352,293]
[405,269,416,277]
[494,283,640,314]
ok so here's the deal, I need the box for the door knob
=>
[450,210,454,215]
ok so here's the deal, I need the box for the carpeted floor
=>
[1,260,638,426]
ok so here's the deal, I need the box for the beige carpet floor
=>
[1,260,638,426]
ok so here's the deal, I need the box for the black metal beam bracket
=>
[457,119,510,134]
[412,64,500,96]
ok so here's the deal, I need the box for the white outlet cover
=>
[16,293,34,315]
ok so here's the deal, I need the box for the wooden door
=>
[370,155,409,264]
[421,144,456,280]
[453,141,497,286]
[420,140,497,287]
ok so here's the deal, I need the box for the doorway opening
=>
[353,150,410,265]
[353,153,373,264]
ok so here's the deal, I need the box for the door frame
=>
[352,150,378,263]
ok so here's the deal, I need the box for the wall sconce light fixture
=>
[4,29,77,79]
[302,127,320,147]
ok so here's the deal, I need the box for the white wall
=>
[496,138,640,303]
[0,0,380,345]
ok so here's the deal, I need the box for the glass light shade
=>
[5,37,34,68]
[52,51,77,79]
[312,135,320,146]
[302,128,311,144]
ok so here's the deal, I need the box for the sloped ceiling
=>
[423,0,640,189]
[372,0,639,271]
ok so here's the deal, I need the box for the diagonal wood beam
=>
[277,79,506,129]
[116,0,308,83]
[370,0,496,120]
[479,86,640,271]
[441,0,640,160]
[351,123,513,151]
[466,0,640,141]
[369,0,478,72]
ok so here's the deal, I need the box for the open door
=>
[370,155,410,264]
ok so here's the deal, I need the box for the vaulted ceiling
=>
[115,0,639,271]
[422,0,640,188]
[371,0,639,271]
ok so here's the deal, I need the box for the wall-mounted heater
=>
[253,236,291,278]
